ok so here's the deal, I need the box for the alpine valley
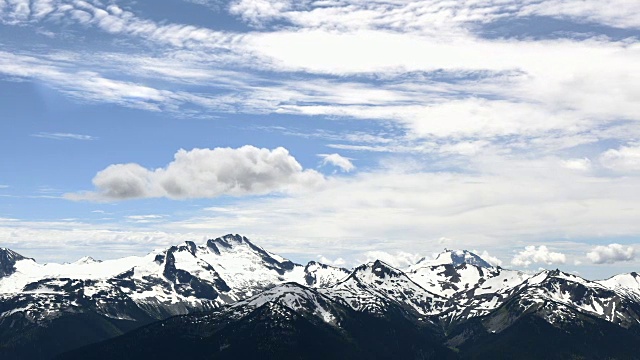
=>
[1,234,639,359]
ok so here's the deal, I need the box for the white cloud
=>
[229,0,291,26]
[0,0,638,148]
[1,1,237,49]
[476,250,503,267]
[31,132,97,141]
[511,246,567,267]
[519,0,640,29]
[587,244,635,264]
[2,0,640,277]
[0,220,205,263]
[228,0,640,31]
[600,145,640,173]
[317,255,346,267]
[562,158,592,171]
[438,237,451,244]
[439,141,490,156]
[319,153,355,172]
[127,215,165,220]
[361,250,424,269]
[66,146,324,201]
[126,214,167,223]
[159,153,640,267]
[0,1,639,154]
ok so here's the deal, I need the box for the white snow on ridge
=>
[3,239,640,331]
[233,283,338,324]
[473,268,530,296]
[195,241,301,295]
[409,250,493,271]
[326,261,446,316]
[598,273,640,301]
[0,256,145,294]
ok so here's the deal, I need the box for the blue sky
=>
[1,0,640,279]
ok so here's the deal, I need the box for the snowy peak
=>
[429,249,493,269]
[206,234,248,252]
[206,234,296,274]
[328,259,445,316]
[407,251,506,298]
[0,248,32,278]
[599,272,640,302]
[497,268,640,329]
[72,256,101,265]
[0,248,26,261]
[232,282,344,325]
[352,260,406,280]
[206,234,261,254]
[303,261,350,288]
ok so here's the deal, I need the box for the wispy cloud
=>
[31,132,97,141]
[126,214,168,223]
[0,0,637,154]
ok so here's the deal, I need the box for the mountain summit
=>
[415,249,493,269]
[0,248,32,278]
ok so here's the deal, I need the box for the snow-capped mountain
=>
[325,260,446,317]
[487,269,640,330]
[225,282,349,326]
[1,236,640,359]
[0,234,351,359]
[407,249,529,300]
[59,281,457,360]
[598,272,640,302]
[412,249,494,269]
[0,248,33,278]
[0,234,350,320]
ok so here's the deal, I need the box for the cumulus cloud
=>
[600,145,640,173]
[361,250,423,269]
[511,246,566,267]
[66,146,324,201]
[587,244,635,264]
[319,153,355,172]
[476,250,503,267]
[317,255,347,267]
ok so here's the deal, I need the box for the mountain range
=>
[1,234,639,359]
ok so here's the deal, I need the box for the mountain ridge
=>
[0,234,639,359]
